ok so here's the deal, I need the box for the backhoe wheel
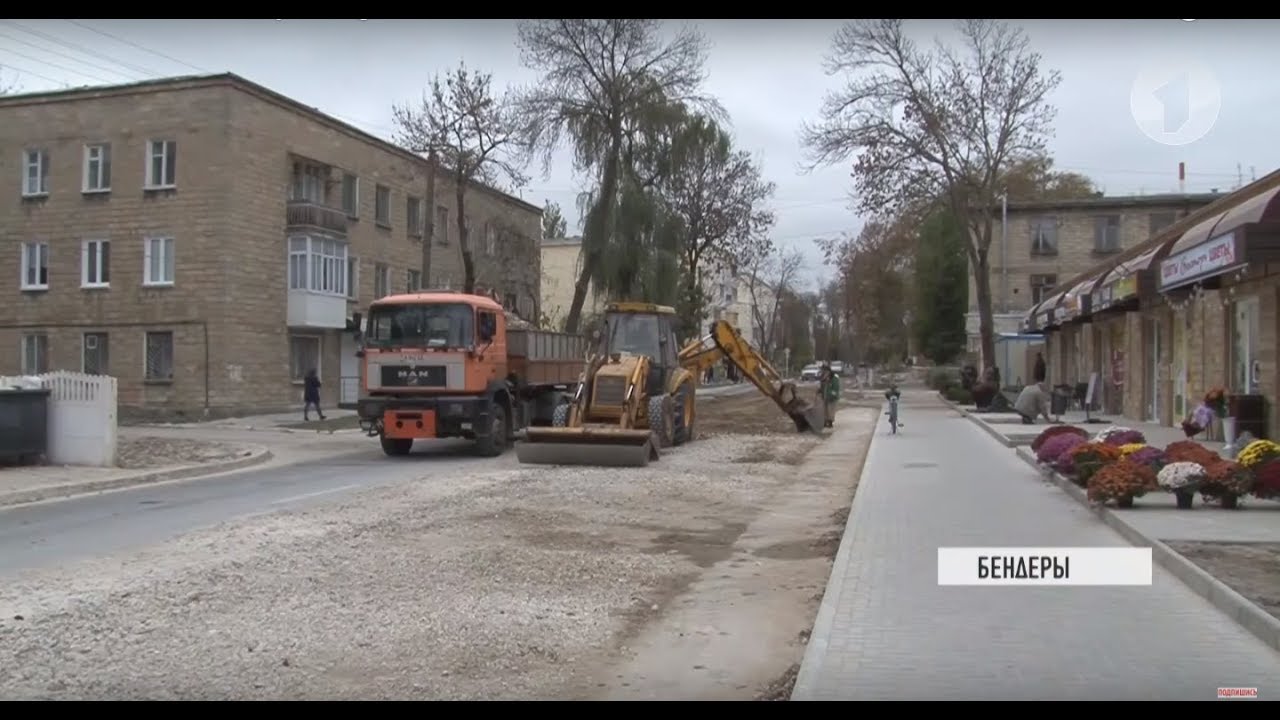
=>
[647,394,675,449]
[380,436,413,457]
[552,403,570,428]
[673,382,695,446]
[475,401,509,457]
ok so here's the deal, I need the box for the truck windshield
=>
[604,313,661,360]
[367,303,474,350]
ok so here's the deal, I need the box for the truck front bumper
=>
[356,396,491,438]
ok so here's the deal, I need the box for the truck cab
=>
[355,291,582,457]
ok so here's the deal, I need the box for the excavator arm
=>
[679,321,825,434]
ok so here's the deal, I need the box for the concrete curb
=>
[939,393,1015,448]
[0,446,273,508]
[792,402,887,701]
[976,415,1280,654]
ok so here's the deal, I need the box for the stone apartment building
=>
[968,192,1221,372]
[539,235,605,330]
[0,73,542,419]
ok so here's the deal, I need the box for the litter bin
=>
[0,387,51,464]
[1050,389,1070,417]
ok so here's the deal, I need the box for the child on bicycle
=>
[884,384,901,431]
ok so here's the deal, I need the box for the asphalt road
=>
[0,440,493,578]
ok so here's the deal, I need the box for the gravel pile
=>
[116,437,253,469]
[0,432,822,701]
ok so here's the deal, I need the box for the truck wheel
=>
[647,394,674,449]
[552,403,570,428]
[380,436,412,456]
[673,382,695,446]
[475,401,509,457]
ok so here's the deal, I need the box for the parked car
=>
[830,360,846,377]
[800,364,821,382]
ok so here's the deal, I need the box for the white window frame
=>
[374,263,390,298]
[23,148,49,197]
[346,256,359,300]
[143,330,175,381]
[289,334,322,383]
[407,269,421,292]
[342,173,360,218]
[83,143,112,193]
[82,332,109,375]
[286,235,348,297]
[407,196,422,236]
[143,236,176,287]
[20,241,49,291]
[82,239,110,288]
[145,139,177,189]
[375,184,391,226]
[20,333,48,375]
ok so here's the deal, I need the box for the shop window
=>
[1232,297,1260,394]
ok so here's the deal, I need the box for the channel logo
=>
[1129,57,1221,147]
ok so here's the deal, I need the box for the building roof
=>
[0,72,543,216]
[1005,191,1224,213]
[541,235,583,247]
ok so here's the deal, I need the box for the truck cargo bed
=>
[508,328,587,386]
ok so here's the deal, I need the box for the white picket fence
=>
[0,371,118,467]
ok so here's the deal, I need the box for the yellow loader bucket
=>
[785,396,827,435]
[515,426,661,467]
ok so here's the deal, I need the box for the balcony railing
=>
[286,200,348,236]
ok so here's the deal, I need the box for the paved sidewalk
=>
[792,390,1280,701]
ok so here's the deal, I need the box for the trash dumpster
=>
[0,387,51,464]
[1051,389,1070,416]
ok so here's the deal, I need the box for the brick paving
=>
[792,390,1280,701]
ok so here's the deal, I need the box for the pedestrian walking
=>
[303,368,326,421]
[820,362,841,427]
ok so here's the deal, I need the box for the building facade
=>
[1024,169,1280,438]
[539,235,605,330]
[968,193,1221,365]
[1,73,542,419]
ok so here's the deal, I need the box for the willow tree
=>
[513,19,721,334]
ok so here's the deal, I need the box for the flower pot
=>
[1222,416,1239,455]
[1222,494,1240,510]
[1175,489,1196,509]
[1116,495,1135,509]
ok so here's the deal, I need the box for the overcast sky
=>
[3,19,1277,289]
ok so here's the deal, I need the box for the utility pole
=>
[421,148,437,288]
[1000,190,1009,314]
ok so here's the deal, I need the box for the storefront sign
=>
[1112,275,1138,300]
[1160,232,1238,288]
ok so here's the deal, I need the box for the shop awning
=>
[1158,185,1280,291]
[1055,274,1104,323]
[1020,300,1043,332]
[1035,290,1067,329]
[1093,245,1161,311]
[1212,184,1280,236]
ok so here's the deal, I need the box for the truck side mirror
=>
[479,312,496,341]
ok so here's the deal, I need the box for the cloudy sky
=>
[3,19,1276,288]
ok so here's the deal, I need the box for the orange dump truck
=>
[354,291,586,457]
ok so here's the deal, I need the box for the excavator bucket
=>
[515,426,661,467]
[786,397,827,435]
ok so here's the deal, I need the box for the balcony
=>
[288,290,348,329]
[286,200,347,237]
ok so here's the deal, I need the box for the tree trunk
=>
[456,180,474,294]
[564,138,623,335]
[421,150,437,286]
[972,248,997,374]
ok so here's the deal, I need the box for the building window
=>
[82,239,111,288]
[83,143,112,192]
[145,140,177,189]
[1030,274,1057,305]
[1030,217,1057,255]
[374,263,390,298]
[342,173,359,217]
[346,257,359,299]
[375,184,391,226]
[20,241,49,290]
[287,236,348,296]
[407,196,423,237]
[20,333,48,375]
[1093,214,1121,253]
[144,331,174,381]
[144,237,176,286]
[407,269,421,292]
[1149,211,1177,235]
[22,148,49,197]
[436,206,449,245]
[486,224,498,256]
[291,161,325,203]
[82,332,109,375]
[289,335,321,382]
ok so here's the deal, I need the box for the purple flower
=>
[1038,433,1086,465]
[1127,446,1164,468]
[1103,430,1146,446]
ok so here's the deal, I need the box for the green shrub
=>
[943,386,973,405]
[927,367,960,391]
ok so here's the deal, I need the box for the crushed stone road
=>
[0,393,875,701]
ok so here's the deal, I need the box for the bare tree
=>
[800,19,1061,372]
[513,19,720,334]
[393,62,529,294]
[743,245,804,361]
[542,199,568,239]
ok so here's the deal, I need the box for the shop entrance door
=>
[1147,318,1163,423]
[1173,314,1187,419]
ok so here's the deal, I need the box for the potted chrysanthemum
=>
[1157,461,1206,509]
[1065,442,1123,487]
[1087,460,1158,508]
[1199,460,1254,509]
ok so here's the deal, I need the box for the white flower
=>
[1094,425,1133,443]
[1157,461,1205,490]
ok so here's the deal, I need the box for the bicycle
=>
[886,393,900,434]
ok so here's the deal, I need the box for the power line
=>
[0,28,146,81]
[63,19,210,74]
[0,20,163,79]
[0,61,71,87]
[0,46,114,85]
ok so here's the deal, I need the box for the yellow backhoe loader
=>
[513,302,824,468]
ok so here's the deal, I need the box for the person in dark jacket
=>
[303,368,325,421]
[1033,352,1047,383]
